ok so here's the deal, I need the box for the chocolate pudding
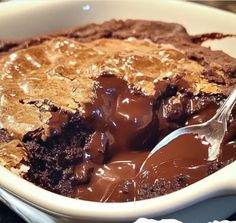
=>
[0,20,235,201]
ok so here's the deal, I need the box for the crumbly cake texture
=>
[0,20,235,198]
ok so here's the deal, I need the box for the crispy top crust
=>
[0,19,235,171]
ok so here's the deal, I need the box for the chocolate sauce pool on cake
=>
[82,75,158,163]
[137,134,210,188]
[74,75,236,202]
[76,75,158,201]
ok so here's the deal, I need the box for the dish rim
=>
[0,0,236,221]
[0,162,236,220]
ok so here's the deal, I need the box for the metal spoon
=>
[140,87,236,171]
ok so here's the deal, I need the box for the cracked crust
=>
[0,19,235,172]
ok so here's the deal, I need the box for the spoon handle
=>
[214,87,236,124]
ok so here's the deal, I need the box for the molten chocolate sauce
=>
[137,134,211,191]
[74,75,236,202]
[82,75,158,163]
[48,111,69,136]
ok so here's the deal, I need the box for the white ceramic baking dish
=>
[0,1,236,222]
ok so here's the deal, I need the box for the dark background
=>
[0,1,236,222]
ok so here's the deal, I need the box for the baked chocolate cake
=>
[0,20,235,202]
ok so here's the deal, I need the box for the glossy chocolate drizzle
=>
[74,75,236,202]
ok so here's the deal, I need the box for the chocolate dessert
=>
[0,20,235,202]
